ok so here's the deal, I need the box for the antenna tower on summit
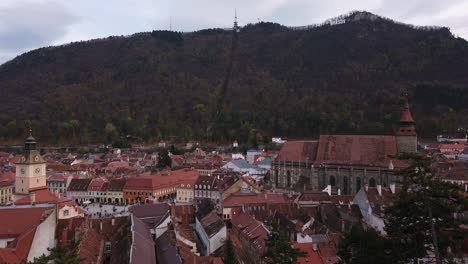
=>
[234,9,239,32]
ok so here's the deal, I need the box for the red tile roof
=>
[124,169,200,191]
[231,211,269,255]
[0,248,21,263]
[315,135,398,167]
[0,171,15,184]
[14,189,60,205]
[88,177,109,191]
[400,107,414,123]
[276,141,318,163]
[222,192,287,208]
[67,178,92,191]
[293,243,324,264]
[0,207,53,239]
[0,226,37,264]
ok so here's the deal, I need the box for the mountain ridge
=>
[1,11,468,145]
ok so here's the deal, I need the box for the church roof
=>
[276,140,318,163]
[315,135,398,167]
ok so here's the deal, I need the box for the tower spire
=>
[396,94,417,153]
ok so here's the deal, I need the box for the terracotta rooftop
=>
[0,206,53,239]
[131,215,156,264]
[125,169,200,191]
[293,242,324,264]
[108,178,127,191]
[199,210,225,238]
[67,178,92,191]
[315,135,399,168]
[222,192,288,208]
[130,203,170,229]
[14,189,61,205]
[276,140,318,163]
[231,211,269,255]
[298,192,331,202]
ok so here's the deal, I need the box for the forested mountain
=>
[1,11,468,145]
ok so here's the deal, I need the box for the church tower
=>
[15,132,47,195]
[396,101,417,153]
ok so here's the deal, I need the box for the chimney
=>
[30,192,36,204]
[390,183,396,194]
[377,185,382,196]
[365,184,369,192]
[312,244,318,251]
[111,218,115,226]
[100,221,103,232]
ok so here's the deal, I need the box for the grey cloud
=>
[1,0,468,65]
[0,0,78,63]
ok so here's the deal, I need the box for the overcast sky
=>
[1,0,468,64]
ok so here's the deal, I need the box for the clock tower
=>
[15,132,47,195]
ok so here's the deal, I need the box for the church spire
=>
[396,96,417,153]
[397,99,416,136]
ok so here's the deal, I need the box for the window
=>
[329,176,336,187]
[63,210,69,217]
[369,178,376,187]
[105,242,111,253]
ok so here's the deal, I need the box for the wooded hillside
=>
[1,11,468,145]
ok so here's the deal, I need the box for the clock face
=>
[35,168,41,174]
[20,168,25,174]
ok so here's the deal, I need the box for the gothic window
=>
[329,176,336,187]
[369,178,376,187]
[275,169,279,186]
[343,176,348,195]
[356,177,362,192]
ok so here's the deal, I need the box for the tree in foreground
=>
[156,148,171,168]
[223,237,238,264]
[30,243,81,264]
[384,153,468,264]
[264,221,306,264]
[338,153,467,264]
[338,227,393,264]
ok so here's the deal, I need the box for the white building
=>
[0,205,57,262]
[221,159,267,175]
[47,174,75,195]
[195,210,227,255]
[353,185,396,234]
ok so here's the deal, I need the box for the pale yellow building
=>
[15,134,47,198]
[0,182,14,205]
[176,182,195,203]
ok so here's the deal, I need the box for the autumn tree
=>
[30,243,81,264]
[156,148,171,168]
[385,154,468,263]
[223,237,238,264]
[264,221,305,264]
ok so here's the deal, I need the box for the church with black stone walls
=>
[272,102,417,194]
